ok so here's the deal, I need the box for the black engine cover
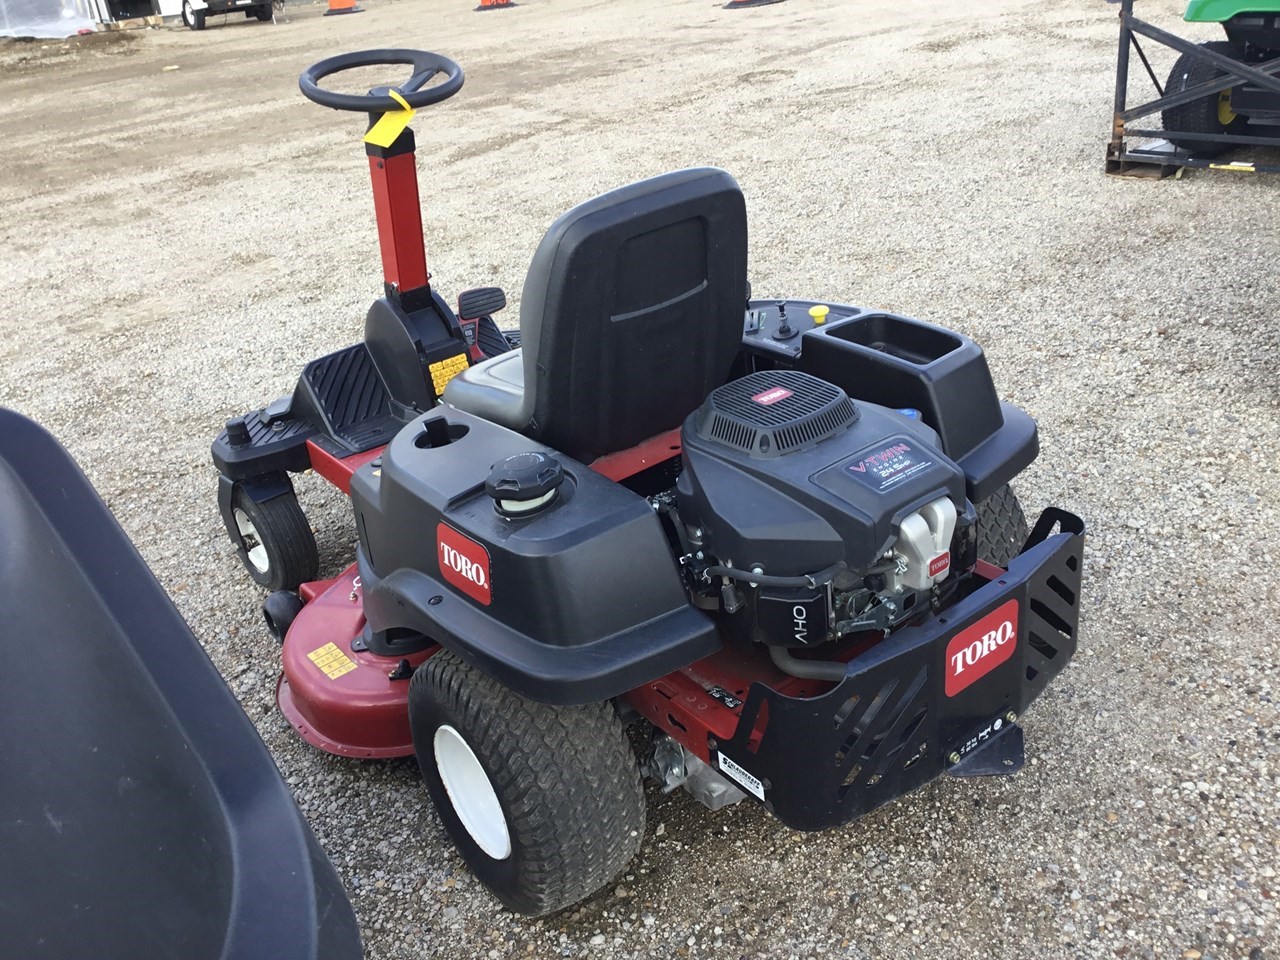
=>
[678,371,967,577]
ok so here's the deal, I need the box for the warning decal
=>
[846,437,934,492]
[307,642,357,680]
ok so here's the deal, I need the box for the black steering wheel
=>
[299,49,464,113]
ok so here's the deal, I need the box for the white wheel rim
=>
[183,1,193,21]
[233,507,269,574]
[433,724,511,860]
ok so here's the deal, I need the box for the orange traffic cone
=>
[475,0,515,10]
[325,0,363,15]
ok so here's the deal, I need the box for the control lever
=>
[772,301,799,341]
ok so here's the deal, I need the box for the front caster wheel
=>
[229,484,318,591]
[408,652,645,916]
[262,590,305,642]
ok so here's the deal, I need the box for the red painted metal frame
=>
[590,428,682,482]
[368,152,429,295]
[623,628,891,765]
[307,440,385,496]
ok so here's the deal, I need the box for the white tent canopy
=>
[0,0,99,38]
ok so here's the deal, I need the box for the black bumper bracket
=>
[947,722,1025,778]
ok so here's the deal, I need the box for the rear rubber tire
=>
[254,4,273,19]
[229,485,319,591]
[1162,41,1249,157]
[408,652,645,916]
[976,484,1029,568]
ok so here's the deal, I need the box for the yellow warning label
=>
[307,642,357,680]
[1208,161,1256,172]
[363,90,416,149]
[429,353,469,397]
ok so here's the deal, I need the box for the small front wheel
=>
[229,484,318,591]
[181,0,206,29]
[408,652,645,916]
[262,590,305,642]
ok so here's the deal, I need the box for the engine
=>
[674,370,976,648]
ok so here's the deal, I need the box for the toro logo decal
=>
[944,598,1018,697]
[928,552,951,578]
[436,523,492,606]
[751,386,793,406]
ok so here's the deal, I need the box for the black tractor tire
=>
[229,484,319,591]
[181,0,206,29]
[1162,41,1249,157]
[408,652,645,916]
[254,4,273,19]
[976,484,1029,568]
[262,590,305,643]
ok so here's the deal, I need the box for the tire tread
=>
[976,484,1029,568]
[411,653,644,915]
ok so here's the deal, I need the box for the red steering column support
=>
[366,129,430,297]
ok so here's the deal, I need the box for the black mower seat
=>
[443,167,749,463]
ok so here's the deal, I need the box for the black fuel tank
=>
[349,408,718,704]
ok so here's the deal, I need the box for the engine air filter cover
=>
[695,370,857,459]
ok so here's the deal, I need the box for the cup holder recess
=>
[414,419,469,449]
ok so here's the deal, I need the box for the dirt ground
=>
[1,0,1278,958]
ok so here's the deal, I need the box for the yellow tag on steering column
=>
[363,90,416,148]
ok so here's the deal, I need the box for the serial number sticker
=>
[846,436,934,493]
[707,685,743,710]
[307,642,357,680]
[716,753,765,800]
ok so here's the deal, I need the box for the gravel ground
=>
[2,0,1278,957]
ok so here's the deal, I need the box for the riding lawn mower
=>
[1162,0,1280,154]
[210,50,1087,916]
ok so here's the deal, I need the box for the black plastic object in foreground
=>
[0,409,362,960]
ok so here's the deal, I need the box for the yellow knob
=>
[809,304,830,325]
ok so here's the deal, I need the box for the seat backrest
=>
[518,167,748,462]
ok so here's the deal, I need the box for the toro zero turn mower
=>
[211,49,1087,916]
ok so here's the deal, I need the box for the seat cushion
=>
[441,348,530,432]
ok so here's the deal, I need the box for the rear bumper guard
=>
[712,508,1085,830]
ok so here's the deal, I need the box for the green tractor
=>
[1163,0,1280,154]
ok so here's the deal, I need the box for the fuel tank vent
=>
[695,370,857,459]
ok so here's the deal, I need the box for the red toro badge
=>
[751,386,793,406]
[436,523,492,605]
[944,599,1018,697]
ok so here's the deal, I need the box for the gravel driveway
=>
[1,0,1276,957]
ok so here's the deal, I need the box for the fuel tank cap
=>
[486,452,565,516]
